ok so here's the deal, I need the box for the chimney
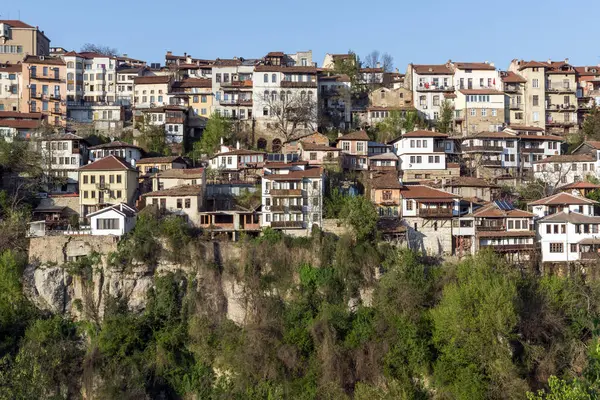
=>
[490,62,495,67]
[167,51,172,56]
[338,132,343,138]
[565,58,569,64]
[236,141,240,150]
[547,58,552,64]
[184,52,187,57]
[376,62,381,68]
[122,53,128,57]
[131,159,136,168]
[220,137,224,145]
[485,60,488,64]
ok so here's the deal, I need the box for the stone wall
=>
[404,217,453,256]
[321,219,352,237]
[39,195,80,217]
[29,235,118,265]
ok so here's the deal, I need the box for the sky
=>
[5,0,600,71]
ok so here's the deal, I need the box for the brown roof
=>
[574,66,600,76]
[45,132,85,141]
[360,68,384,73]
[502,71,527,83]
[477,231,536,238]
[472,203,534,218]
[559,182,600,190]
[453,62,496,71]
[412,64,453,75]
[0,64,22,73]
[518,134,564,141]
[0,111,43,119]
[89,140,143,150]
[533,154,595,164]
[540,211,600,224]
[144,185,203,197]
[216,149,266,157]
[459,89,505,95]
[213,59,243,67]
[367,106,414,112]
[467,131,517,139]
[137,156,186,164]
[437,176,499,188]
[266,51,285,57]
[265,167,323,181]
[518,61,549,70]
[133,75,170,84]
[529,192,597,206]
[301,143,340,152]
[318,74,351,82]
[371,173,402,189]
[400,185,458,200]
[23,55,65,66]
[402,130,448,138]
[79,155,135,171]
[582,141,600,150]
[172,78,212,89]
[155,168,205,179]
[508,125,544,132]
[0,119,41,129]
[254,65,317,73]
[337,131,369,141]
[0,20,34,28]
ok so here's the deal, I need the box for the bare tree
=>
[364,50,394,72]
[80,43,119,57]
[256,90,317,143]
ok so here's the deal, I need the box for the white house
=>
[89,140,144,165]
[571,141,600,172]
[152,167,205,191]
[40,132,89,193]
[450,62,502,92]
[533,154,597,189]
[406,64,455,121]
[528,192,598,219]
[461,131,519,176]
[87,203,137,237]
[261,164,324,235]
[143,185,204,226]
[212,58,255,120]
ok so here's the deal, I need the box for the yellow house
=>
[79,155,139,217]
[172,78,213,118]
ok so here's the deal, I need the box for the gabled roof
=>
[401,130,449,138]
[337,131,369,141]
[301,142,340,152]
[254,65,317,73]
[411,64,453,75]
[501,71,527,83]
[137,156,186,165]
[471,202,534,218]
[79,155,136,171]
[539,211,600,224]
[369,152,399,161]
[89,140,144,151]
[528,192,598,206]
[518,61,549,70]
[264,167,323,180]
[400,185,458,200]
[371,173,402,189]
[87,203,137,218]
[576,141,600,151]
[559,181,600,190]
[155,168,205,179]
[459,89,505,95]
[0,20,34,28]
[172,78,212,89]
[0,119,41,129]
[143,184,203,197]
[214,149,266,157]
[44,132,85,141]
[453,62,496,71]
[533,154,595,164]
[133,75,170,84]
[466,131,517,139]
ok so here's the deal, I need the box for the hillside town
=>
[3,18,600,268]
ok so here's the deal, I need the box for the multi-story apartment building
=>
[533,154,597,189]
[0,20,50,64]
[78,155,139,217]
[20,55,66,126]
[508,59,578,135]
[261,163,324,234]
[253,52,318,147]
[133,75,172,108]
[317,73,352,131]
[454,89,506,134]
[450,62,502,91]
[63,51,117,104]
[462,131,518,177]
[0,63,21,111]
[212,58,255,121]
[39,132,89,193]
[370,172,403,218]
[171,77,213,117]
[572,141,600,171]
[116,66,151,105]
[0,110,43,141]
[574,66,600,124]
[336,130,370,170]
[389,130,459,181]
[501,71,527,125]
[406,64,455,121]
[530,192,600,264]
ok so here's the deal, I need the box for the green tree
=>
[332,51,362,93]
[375,110,425,143]
[582,106,600,140]
[340,195,378,241]
[436,99,454,133]
[136,114,171,156]
[193,113,233,157]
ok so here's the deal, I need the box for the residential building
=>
[208,147,265,183]
[450,61,502,91]
[67,103,124,131]
[62,51,117,105]
[575,66,600,124]
[136,156,187,175]
[558,181,600,197]
[571,141,600,172]
[516,131,564,172]
[430,176,500,202]
[0,110,43,141]
[298,142,341,166]
[0,20,50,64]
[212,58,255,122]
[336,130,369,170]
[78,155,139,217]
[369,172,403,219]
[144,185,204,226]
[389,130,458,181]
[261,164,324,234]
[405,64,455,121]
[454,89,506,135]
[171,77,213,117]
[152,167,205,191]
[116,66,151,105]
[253,52,318,147]
[365,86,414,126]
[461,131,519,178]
[369,152,399,172]
[38,132,89,193]
[318,74,352,131]
[21,55,66,126]
[87,203,137,237]
[533,154,597,189]
[0,63,21,111]
[401,184,459,255]
[529,192,598,219]
[133,75,171,108]
[88,140,144,165]
[501,71,527,125]
[199,209,261,240]
[134,105,194,144]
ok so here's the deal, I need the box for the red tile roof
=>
[501,71,527,83]
[402,130,448,138]
[133,75,170,84]
[254,65,317,73]
[216,149,266,157]
[265,167,323,180]
[79,155,135,171]
[412,64,453,75]
[89,140,143,150]
[0,111,43,119]
[528,192,597,206]
[172,78,212,88]
[266,51,285,57]
[0,119,41,129]
[0,20,34,28]
[400,185,458,200]
[360,67,384,73]
[508,125,544,132]
[0,64,22,73]
[533,154,595,164]
[559,181,600,190]
[453,62,496,71]
[137,156,186,164]
[518,61,549,70]
[472,203,534,218]
[23,55,65,66]
[301,143,340,152]
[371,173,402,189]
[337,131,369,141]
[582,141,600,150]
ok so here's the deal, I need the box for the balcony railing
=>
[464,145,504,152]
[417,208,453,218]
[580,252,600,261]
[416,84,455,92]
[433,145,445,152]
[482,159,502,166]
[280,81,317,88]
[269,189,303,197]
[522,147,544,153]
[477,225,505,231]
[271,220,305,228]
[269,205,302,212]
[547,86,575,93]
[546,120,576,127]
[96,182,110,190]
[481,244,536,252]
[509,103,523,110]
[547,104,576,111]
[504,85,522,93]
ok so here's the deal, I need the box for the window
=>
[83,191,88,199]
[97,218,120,230]
[116,175,122,183]
[310,152,317,161]
[481,108,487,117]
[533,112,539,122]
[532,79,539,88]
[533,95,539,106]
[116,190,122,198]
[470,108,476,116]
[571,244,578,253]
[357,142,364,153]
[177,199,183,209]
[491,109,497,117]
[549,243,563,253]
[263,74,268,83]
[433,95,440,106]
[406,200,413,210]
[271,73,277,83]
[263,107,269,116]
[185,199,191,208]
[546,224,551,234]
[215,73,221,83]
[83,175,88,184]
[90,176,96,184]
[342,141,350,151]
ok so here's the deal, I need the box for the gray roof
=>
[369,152,399,160]
[539,211,600,224]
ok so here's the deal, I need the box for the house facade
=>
[144,185,204,226]
[0,20,50,64]
[21,55,66,126]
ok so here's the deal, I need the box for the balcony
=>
[281,81,317,88]
[30,91,43,99]
[547,104,576,111]
[269,189,303,197]
[509,103,523,110]
[220,99,253,107]
[504,85,522,93]
[481,244,536,252]
[546,120,576,127]
[417,208,453,218]
[481,159,502,167]
[464,145,504,152]
[521,147,544,154]
[477,225,505,231]
[433,145,446,152]
[271,220,305,229]
[269,204,303,212]
[547,86,575,94]
[32,74,62,82]
[50,94,61,101]
[96,182,110,191]
[416,84,455,92]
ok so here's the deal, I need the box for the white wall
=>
[90,208,135,236]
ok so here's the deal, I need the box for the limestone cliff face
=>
[25,236,249,324]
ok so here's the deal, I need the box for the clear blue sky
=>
[6,0,600,71]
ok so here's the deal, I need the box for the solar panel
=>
[494,199,514,211]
